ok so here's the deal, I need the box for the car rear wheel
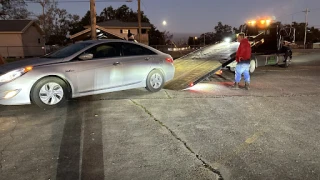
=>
[146,69,164,92]
[31,77,69,109]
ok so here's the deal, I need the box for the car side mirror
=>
[79,53,93,60]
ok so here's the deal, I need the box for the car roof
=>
[76,39,165,55]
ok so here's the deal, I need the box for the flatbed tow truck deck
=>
[164,42,239,90]
[164,17,295,91]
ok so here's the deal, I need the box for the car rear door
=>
[119,42,159,87]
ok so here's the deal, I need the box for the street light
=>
[194,37,197,46]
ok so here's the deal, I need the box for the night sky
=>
[27,0,320,33]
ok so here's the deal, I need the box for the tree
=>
[188,37,200,46]
[31,0,82,45]
[307,27,320,43]
[286,22,320,44]
[98,5,149,23]
[148,25,165,45]
[198,32,215,45]
[214,22,233,41]
[0,0,31,20]
[99,6,116,22]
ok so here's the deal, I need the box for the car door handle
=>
[65,69,74,72]
[113,62,121,66]
[145,57,150,61]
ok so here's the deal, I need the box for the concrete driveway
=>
[1,51,320,180]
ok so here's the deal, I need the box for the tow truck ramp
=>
[164,42,239,90]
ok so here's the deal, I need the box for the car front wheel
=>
[31,77,69,109]
[146,69,164,92]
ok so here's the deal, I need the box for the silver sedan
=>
[0,40,175,108]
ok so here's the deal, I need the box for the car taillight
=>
[166,57,173,63]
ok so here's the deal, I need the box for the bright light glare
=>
[162,20,167,26]
[224,37,231,43]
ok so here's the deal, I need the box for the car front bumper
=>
[0,81,32,105]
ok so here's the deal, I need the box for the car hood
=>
[0,57,63,75]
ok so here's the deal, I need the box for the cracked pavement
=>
[0,51,320,180]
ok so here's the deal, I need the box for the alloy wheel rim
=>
[150,73,163,89]
[39,82,64,105]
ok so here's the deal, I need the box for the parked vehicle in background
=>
[0,40,175,108]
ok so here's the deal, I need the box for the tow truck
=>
[164,17,295,90]
[226,17,296,73]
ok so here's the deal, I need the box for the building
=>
[70,20,152,45]
[0,20,44,58]
[313,42,320,49]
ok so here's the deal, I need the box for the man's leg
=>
[243,63,250,90]
[233,63,243,89]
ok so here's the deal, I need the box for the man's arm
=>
[236,43,242,62]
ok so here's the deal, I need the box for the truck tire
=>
[249,59,256,74]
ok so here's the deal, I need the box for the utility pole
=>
[137,0,141,42]
[90,0,97,40]
[303,8,310,49]
[39,0,46,54]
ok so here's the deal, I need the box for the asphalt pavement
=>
[1,51,320,180]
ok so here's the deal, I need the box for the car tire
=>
[31,77,69,109]
[146,69,164,92]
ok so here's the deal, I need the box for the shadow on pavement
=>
[55,99,105,180]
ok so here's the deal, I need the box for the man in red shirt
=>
[233,33,252,90]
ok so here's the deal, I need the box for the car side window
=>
[122,43,157,56]
[82,43,120,60]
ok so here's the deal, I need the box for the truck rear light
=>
[166,57,173,63]
[215,70,223,75]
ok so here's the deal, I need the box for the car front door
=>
[66,42,123,94]
[120,42,158,86]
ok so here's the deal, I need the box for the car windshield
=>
[44,42,93,58]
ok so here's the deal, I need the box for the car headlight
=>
[0,66,33,83]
